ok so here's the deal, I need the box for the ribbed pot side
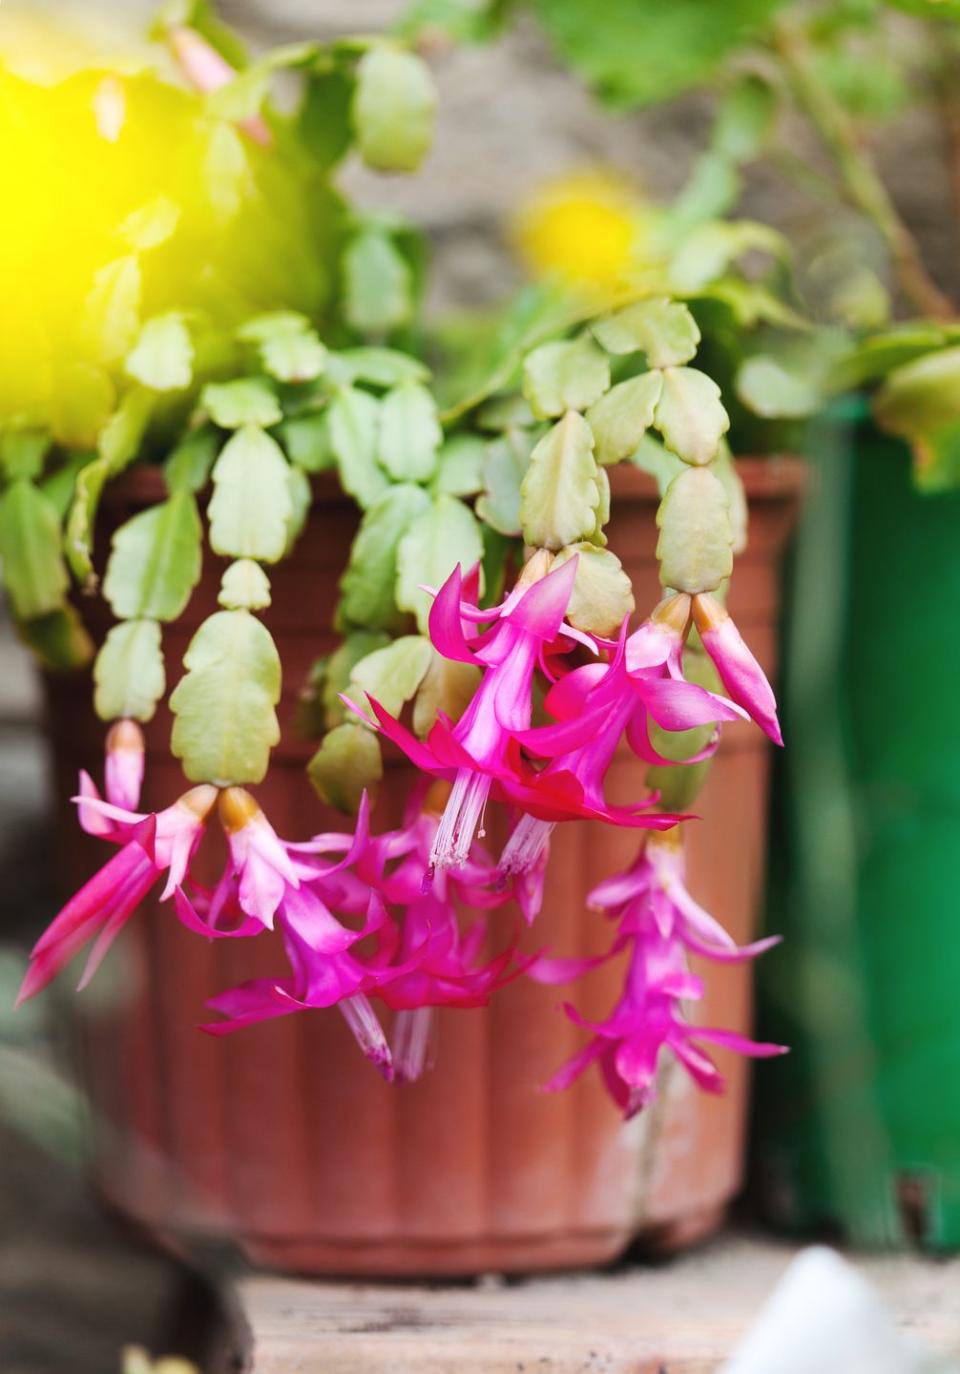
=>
[42,458,803,1277]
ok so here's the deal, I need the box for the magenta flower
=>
[533,833,786,1116]
[498,600,746,896]
[692,592,783,746]
[17,783,218,1006]
[356,553,584,873]
[192,789,396,1073]
[357,798,522,1018]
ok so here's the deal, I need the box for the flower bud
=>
[692,593,782,745]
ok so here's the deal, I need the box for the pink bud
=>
[104,719,145,812]
[692,593,783,745]
[168,26,271,146]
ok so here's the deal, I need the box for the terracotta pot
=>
[44,458,803,1276]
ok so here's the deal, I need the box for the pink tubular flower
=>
[692,592,783,746]
[168,26,272,145]
[193,788,395,1073]
[356,553,585,874]
[498,597,747,895]
[17,783,217,1006]
[357,793,522,1019]
[533,833,786,1116]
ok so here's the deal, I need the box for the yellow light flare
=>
[0,17,333,443]
[512,169,662,300]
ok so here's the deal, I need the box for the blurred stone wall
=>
[227,0,956,313]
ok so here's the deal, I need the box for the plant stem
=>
[772,17,955,321]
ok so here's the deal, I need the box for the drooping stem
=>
[771,17,955,321]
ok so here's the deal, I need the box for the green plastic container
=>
[754,401,960,1250]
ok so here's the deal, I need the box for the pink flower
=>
[356,553,585,873]
[192,789,396,1072]
[533,833,786,1116]
[357,796,522,1020]
[168,26,272,145]
[498,599,746,899]
[17,784,217,1005]
[692,593,783,746]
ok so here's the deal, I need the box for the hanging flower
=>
[355,554,585,874]
[498,600,747,900]
[692,593,783,746]
[357,791,522,1018]
[185,789,396,1074]
[534,832,786,1116]
[17,779,218,1006]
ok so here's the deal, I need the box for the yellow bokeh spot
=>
[0,13,335,441]
[513,170,658,297]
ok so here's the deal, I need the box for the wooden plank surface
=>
[225,1232,960,1373]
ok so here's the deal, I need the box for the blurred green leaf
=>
[713,73,778,161]
[656,466,733,593]
[261,332,328,385]
[321,630,391,729]
[203,378,282,430]
[208,426,293,563]
[378,383,442,481]
[520,411,600,550]
[338,483,430,631]
[170,610,281,785]
[94,618,166,723]
[593,299,701,367]
[219,558,272,611]
[413,649,481,736]
[308,722,382,814]
[736,354,822,419]
[352,45,437,172]
[476,432,529,535]
[553,543,635,637]
[103,491,202,622]
[0,430,50,483]
[349,634,434,718]
[165,426,221,494]
[433,434,486,496]
[628,432,687,494]
[531,0,784,108]
[126,314,194,392]
[120,196,181,252]
[586,372,663,466]
[522,337,611,419]
[206,41,320,122]
[83,256,141,367]
[0,480,69,620]
[283,462,312,554]
[331,347,430,388]
[299,67,355,169]
[874,346,960,435]
[342,228,414,335]
[98,388,154,474]
[653,367,730,466]
[17,604,94,673]
[668,219,787,294]
[328,386,390,508]
[396,495,484,630]
[277,410,336,473]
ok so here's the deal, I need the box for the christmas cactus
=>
[3,4,788,1119]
